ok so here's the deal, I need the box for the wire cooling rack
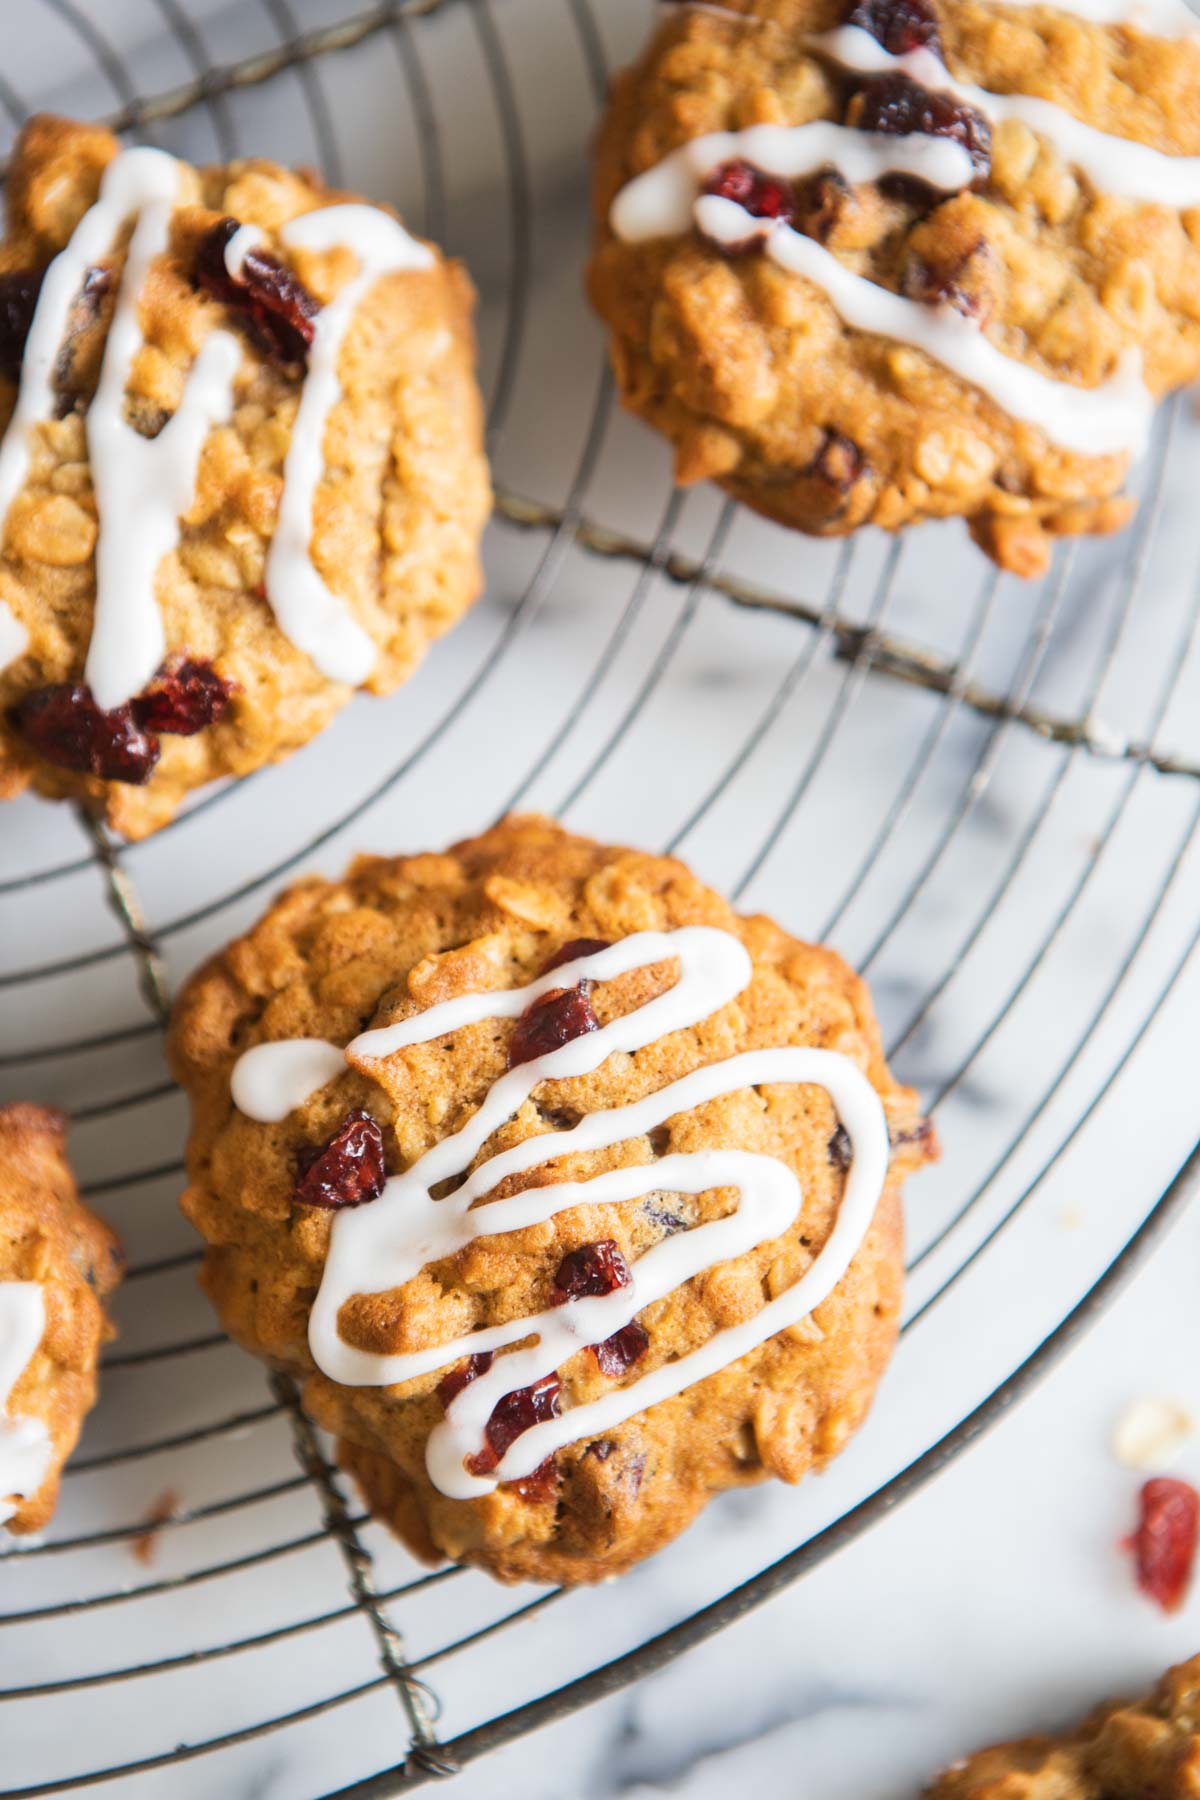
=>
[2,0,1200,1793]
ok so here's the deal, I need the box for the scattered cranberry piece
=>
[293,1109,387,1210]
[133,658,232,735]
[847,0,942,57]
[551,1239,632,1304]
[11,684,159,784]
[540,937,610,976]
[1125,1477,1199,1613]
[853,73,991,179]
[508,983,599,1069]
[436,1350,494,1410]
[810,430,865,495]
[703,159,796,226]
[0,268,44,381]
[196,216,318,366]
[593,1321,650,1378]
[467,1371,562,1476]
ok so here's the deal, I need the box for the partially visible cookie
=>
[170,813,935,1585]
[588,0,1200,574]
[0,1103,122,1532]
[928,1653,1200,1795]
[0,114,490,837]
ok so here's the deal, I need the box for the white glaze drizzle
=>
[263,205,435,687]
[237,927,892,1500]
[230,1037,346,1123]
[695,192,1149,452]
[0,151,436,706]
[0,1283,51,1526]
[991,0,1200,35]
[610,120,976,243]
[810,26,1200,206]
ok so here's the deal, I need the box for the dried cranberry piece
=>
[467,1371,562,1476]
[508,983,599,1069]
[593,1320,650,1378]
[11,684,160,784]
[436,1350,494,1409]
[811,431,864,496]
[1125,1477,1199,1613]
[828,1123,853,1172]
[550,1239,631,1304]
[847,0,942,57]
[853,73,991,180]
[509,1456,559,1504]
[133,658,232,736]
[0,268,44,382]
[293,1108,387,1210]
[540,937,610,976]
[702,159,795,226]
[196,216,318,366]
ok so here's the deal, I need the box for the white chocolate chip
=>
[1111,1396,1196,1471]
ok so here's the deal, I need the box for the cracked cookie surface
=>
[170,814,935,1585]
[0,115,489,837]
[588,0,1200,574]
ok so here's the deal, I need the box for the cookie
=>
[587,0,1200,575]
[0,115,490,838]
[928,1652,1200,1796]
[0,1103,122,1533]
[169,813,935,1585]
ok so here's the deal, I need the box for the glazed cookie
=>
[170,814,935,1586]
[928,1652,1200,1796]
[0,1103,122,1533]
[0,115,489,838]
[588,0,1200,575]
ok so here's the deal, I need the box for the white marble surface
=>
[0,0,1198,1795]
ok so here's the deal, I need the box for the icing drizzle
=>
[0,1282,51,1526]
[0,148,433,707]
[610,121,977,243]
[811,26,1200,206]
[231,928,890,1500]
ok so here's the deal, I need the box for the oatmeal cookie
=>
[588,0,1200,575]
[928,1651,1200,1796]
[0,1103,122,1533]
[0,114,489,837]
[170,814,935,1585]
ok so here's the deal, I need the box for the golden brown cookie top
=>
[171,815,934,1583]
[0,1101,122,1533]
[928,1652,1200,1796]
[588,0,1200,571]
[0,114,488,836]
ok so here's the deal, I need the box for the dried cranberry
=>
[794,169,855,245]
[293,1109,387,1210]
[133,658,232,735]
[853,73,991,179]
[509,1456,558,1504]
[196,216,318,366]
[508,983,599,1069]
[551,1239,631,1304]
[702,159,795,226]
[828,1123,853,1172]
[467,1371,562,1475]
[436,1350,494,1409]
[0,268,44,382]
[593,1321,650,1378]
[11,684,159,784]
[810,431,864,496]
[847,0,942,57]
[540,937,610,976]
[1125,1477,1199,1613]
